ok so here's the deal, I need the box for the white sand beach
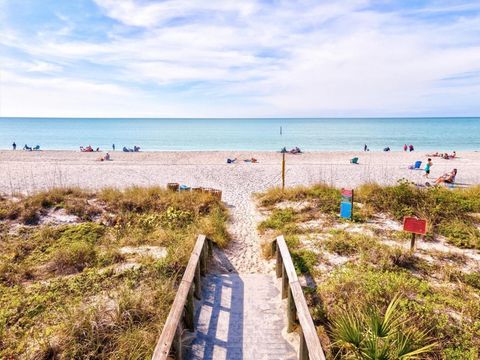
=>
[2,150,479,273]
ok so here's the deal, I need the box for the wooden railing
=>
[272,235,326,360]
[152,234,211,360]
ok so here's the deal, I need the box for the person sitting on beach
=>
[243,157,258,163]
[23,144,32,151]
[280,147,287,153]
[403,144,407,152]
[383,147,391,152]
[450,151,457,159]
[290,147,302,154]
[104,152,111,161]
[227,158,237,164]
[133,146,140,152]
[409,144,414,152]
[435,169,457,185]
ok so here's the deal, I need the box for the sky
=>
[1,0,480,118]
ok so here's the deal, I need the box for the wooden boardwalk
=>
[187,273,297,360]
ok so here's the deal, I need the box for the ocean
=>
[0,117,479,151]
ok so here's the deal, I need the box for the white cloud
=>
[1,0,480,117]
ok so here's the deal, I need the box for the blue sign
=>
[340,202,352,219]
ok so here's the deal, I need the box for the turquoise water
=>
[0,117,479,151]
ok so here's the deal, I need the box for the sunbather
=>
[23,144,32,151]
[227,158,237,164]
[435,169,457,185]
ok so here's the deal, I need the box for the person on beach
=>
[112,144,115,151]
[12,142,16,150]
[404,144,407,151]
[364,144,367,151]
[424,158,432,178]
[409,144,414,152]
[435,168,457,185]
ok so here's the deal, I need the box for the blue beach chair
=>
[409,161,422,169]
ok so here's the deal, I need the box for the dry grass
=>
[257,182,480,358]
[0,186,228,358]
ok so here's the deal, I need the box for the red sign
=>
[341,189,353,197]
[403,217,427,235]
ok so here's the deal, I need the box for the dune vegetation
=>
[0,187,228,359]
[257,182,480,359]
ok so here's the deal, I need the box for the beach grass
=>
[0,186,228,358]
[257,182,480,358]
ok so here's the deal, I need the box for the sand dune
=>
[1,150,479,273]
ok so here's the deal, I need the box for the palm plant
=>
[331,294,436,359]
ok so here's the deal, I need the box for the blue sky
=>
[1,0,480,117]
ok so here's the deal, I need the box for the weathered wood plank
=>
[276,235,326,360]
[152,235,207,360]
[276,236,298,282]
[184,286,194,331]
[276,241,283,278]
[281,264,288,299]
[290,281,326,360]
[194,262,201,300]
[287,286,296,333]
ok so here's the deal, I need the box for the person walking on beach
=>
[12,142,16,150]
[403,144,407,152]
[409,144,414,152]
[112,143,115,151]
[364,144,368,151]
[424,158,432,178]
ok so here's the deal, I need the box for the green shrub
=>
[291,249,318,274]
[438,219,480,249]
[331,294,436,359]
[60,223,105,244]
[258,208,296,231]
[50,242,97,274]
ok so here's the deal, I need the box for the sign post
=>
[403,217,427,251]
[340,188,354,221]
[282,152,286,191]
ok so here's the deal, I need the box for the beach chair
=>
[409,161,422,169]
[350,157,359,164]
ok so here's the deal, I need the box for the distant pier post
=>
[282,152,286,190]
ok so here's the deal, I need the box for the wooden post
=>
[200,242,207,276]
[276,242,283,278]
[287,287,296,332]
[281,264,288,299]
[271,240,277,256]
[207,238,213,257]
[299,327,309,360]
[173,326,183,360]
[410,233,416,252]
[350,189,354,221]
[194,263,201,299]
[282,152,286,190]
[184,285,195,331]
